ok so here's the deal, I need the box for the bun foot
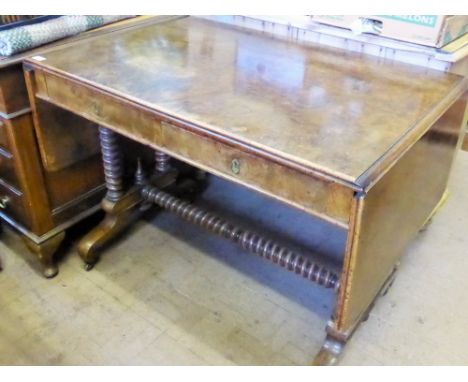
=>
[23,232,65,279]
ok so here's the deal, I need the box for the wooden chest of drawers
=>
[0,62,105,277]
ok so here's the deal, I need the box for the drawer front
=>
[36,70,353,227]
[0,149,20,191]
[165,122,353,226]
[0,180,29,228]
[0,65,30,115]
[0,112,55,235]
[31,99,101,172]
[0,117,10,152]
[0,117,22,191]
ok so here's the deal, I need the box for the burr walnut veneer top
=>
[26,17,467,189]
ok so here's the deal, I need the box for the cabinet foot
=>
[23,232,65,278]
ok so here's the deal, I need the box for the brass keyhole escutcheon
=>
[91,101,102,116]
[231,158,241,175]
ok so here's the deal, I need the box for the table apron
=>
[31,68,354,228]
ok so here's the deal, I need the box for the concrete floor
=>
[1,151,468,366]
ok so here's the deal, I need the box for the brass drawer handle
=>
[0,195,10,210]
[231,158,241,175]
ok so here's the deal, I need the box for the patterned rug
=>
[0,15,134,56]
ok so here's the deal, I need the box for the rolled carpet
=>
[0,15,134,57]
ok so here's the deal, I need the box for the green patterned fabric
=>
[86,16,105,29]
[2,27,34,55]
[0,15,134,57]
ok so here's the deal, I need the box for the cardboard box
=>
[312,15,468,48]
[205,16,467,75]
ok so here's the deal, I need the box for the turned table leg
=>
[100,126,125,203]
[154,149,171,174]
[23,232,65,278]
[78,126,187,269]
[78,126,141,269]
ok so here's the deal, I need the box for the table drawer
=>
[0,179,29,228]
[158,121,353,226]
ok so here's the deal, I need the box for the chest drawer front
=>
[0,180,29,228]
[0,149,20,191]
[0,65,30,115]
[0,118,10,152]
[0,116,23,191]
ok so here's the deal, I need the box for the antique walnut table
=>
[24,17,467,364]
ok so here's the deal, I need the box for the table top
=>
[27,17,466,188]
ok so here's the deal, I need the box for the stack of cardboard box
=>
[311,16,467,49]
